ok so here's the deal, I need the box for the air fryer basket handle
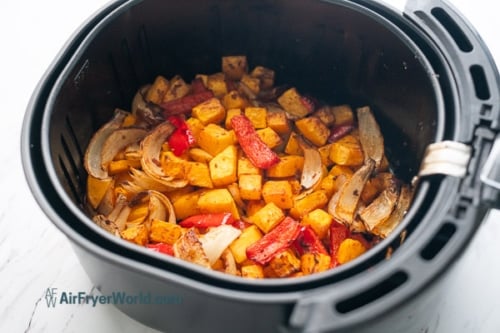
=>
[404,0,500,132]
[404,0,500,206]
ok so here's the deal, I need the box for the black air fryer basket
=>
[22,0,500,332]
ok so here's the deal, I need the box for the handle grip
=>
[404,0,500,140]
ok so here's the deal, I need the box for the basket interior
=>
[43,0,442,288]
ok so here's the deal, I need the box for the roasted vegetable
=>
[246,216,301,265]
[231,115,280,169]
[84,55,414,279]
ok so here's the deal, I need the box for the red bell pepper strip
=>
[329,221,349,268]
[161,90,214,116]
[190,77,210,94]
[179,213,235,228]
[328,124,354,143]
[230,115,280,169]
[167,115,195,156]
[293,226,328,256]
[146,243,174,256]
[300,95,316,114]
[246,216,301,265]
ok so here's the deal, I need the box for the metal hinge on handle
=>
[417,140,472,179]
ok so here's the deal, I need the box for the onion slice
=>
[301,146,323,190]
[357,106,384,168]
[174,229,211,268]
[148,190,176,224]
[140,121,188,188]
[124,168,177,193]
[100,128,148,172]
[84,109,128,179]
[373,185,413,238]
[199,225,242,265]
[359,183,400,231]
[332,159,375,225]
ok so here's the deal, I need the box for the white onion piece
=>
[199,225,242,265]
[123,168,175,193]
[174,230,211,268]
[84,109,128,179]
[333,159,375,225]
[373,185,413,238]
[100,128,148,171]
[301,147,323,190]
[148,190,176,224]
[359,184,400,231]
[140,122,188,188]
[357,106,384,168]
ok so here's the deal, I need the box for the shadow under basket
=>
[21,0,499,332]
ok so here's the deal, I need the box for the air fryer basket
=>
[22,0,500,332]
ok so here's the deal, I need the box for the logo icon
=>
[45,288,58,308]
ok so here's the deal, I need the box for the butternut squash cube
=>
[222,91,248,110]
[198,124,235,156]
[318,144,333,168]
[266,109,290,135]
[188,148,213,163]
[246,200,266,217]
[107,159,141,175]
[146,75,169,104]
[256,127,282,149]
[172,190,202,220]
[185,117,205,144]
[120,224,149,246]
[329,134,364,166]
[241,74,260,95]
[261,180,294,209]
[229,225,263,263]
[197,188,240,219]
[331,104,354,126]
[207,72,228,97]
[250,65,275,89]
[290,190,329,219]
[238,155,261,176]
[301,209,333,239]
[241,264,265,278]
[192,97,226,125]
[127,202,149,222]
[284,132,304,156]
[244,107,267,129]
[161,152,189,179]
[277,87,310,118]
[268,249,301,277]
[149,219,183,245]
[222,55,248,80]
[249,202,285,233]
[187,162,213,188]
[295,116,330,147]
[225,108,243,129]
[162,75,190,102]
[313,106,336,127]
[209,145,238,187]
[87,176,114,209]
[337,238,367,264]
[239,174,262,200]
[266,155,304,178]
[301,253,331,274]
[318,175,336,197]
